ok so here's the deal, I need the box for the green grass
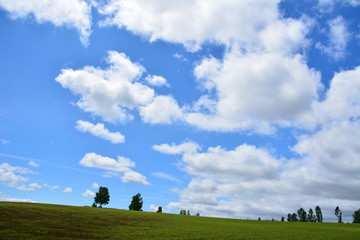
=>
[0,202,359,239]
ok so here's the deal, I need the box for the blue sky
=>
[0,0,359,222]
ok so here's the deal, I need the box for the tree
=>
[258,217,261,221]
[196,213,200,217]
[353,209,360,223]
[187,210,190,216]
[291,213,298,222]
[129,193,143,211]
[315,206,323,222]
[157,206,162,213]
[297,208,307,222]
[180,210,186,215]
[93,186,110,208]
[335,206,343,223]
[281,217,285,222]
[287,213,292,222]
[307,208,316,222]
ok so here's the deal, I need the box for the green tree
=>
[291,213,298,222]
[297,208,307,222]
[315,206,323,222]
[157,206,162,213]
[187,210,190,216]
[353,209,360,223]
[287,213,292,222]
[281,216,285,222]
[307,208,316,222]
[93,187,110,208]
[335,206,343,223]
[129,193,143,211]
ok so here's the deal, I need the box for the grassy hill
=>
[0,202,359,239]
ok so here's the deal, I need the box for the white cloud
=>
[98,0,313,53]
[145,75,169,87]
[183,144,281,182]
[0,163,47,191]
[318,0,360,11]
[92,183,99,189]
[316,16,351,61]
[294,121,360,181]
[158,137,360,221]
[76,120,125,144]
[28,161,39,168]
[173,53,188,62]
[80,152,135,172]
[63,187,73,193]
[122,171,149,185]
[16,183,43,191]
[0,0,92,45]
[56,51,154,123]
[0,193,35,202]
[187,51,321,133]
[80,152,149,185]
[44,184,60,190]
[139,96,184,124]
[299,66,360,129]
[82,189,95,198]
[153,141,200,155]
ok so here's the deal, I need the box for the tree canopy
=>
[129,193,143,211]
[353,209,360,223]
[93,187,110,208]
[335,206,343,223]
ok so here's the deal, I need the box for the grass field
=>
[0,202,359,239]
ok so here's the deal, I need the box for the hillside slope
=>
[0,202,359,239]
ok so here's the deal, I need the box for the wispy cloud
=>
[152,172,182,183]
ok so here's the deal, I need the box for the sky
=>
[0,0,359,222]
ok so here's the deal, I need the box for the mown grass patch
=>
[0,202,359,239]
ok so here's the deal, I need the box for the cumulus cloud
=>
[122,171,149,185]
[157,136,360,221]
[97,0,313,52]
[316,16,351,60]
[0,163,58,191]
[80,152,149,185]
[299,66,360,129]
[76,120,125,143]
[80,152,135,172]
[56,51,154,123]
[145,75,169,87]
[63,187,73,193]
[187,51,321,133]
[92,183,99,189]
[139,96,184,124]
[165,65,360,218]
[82,189,95,198]
[0,0,92,45]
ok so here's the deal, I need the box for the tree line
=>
[286,206,360,223]
[90,186,360,223]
